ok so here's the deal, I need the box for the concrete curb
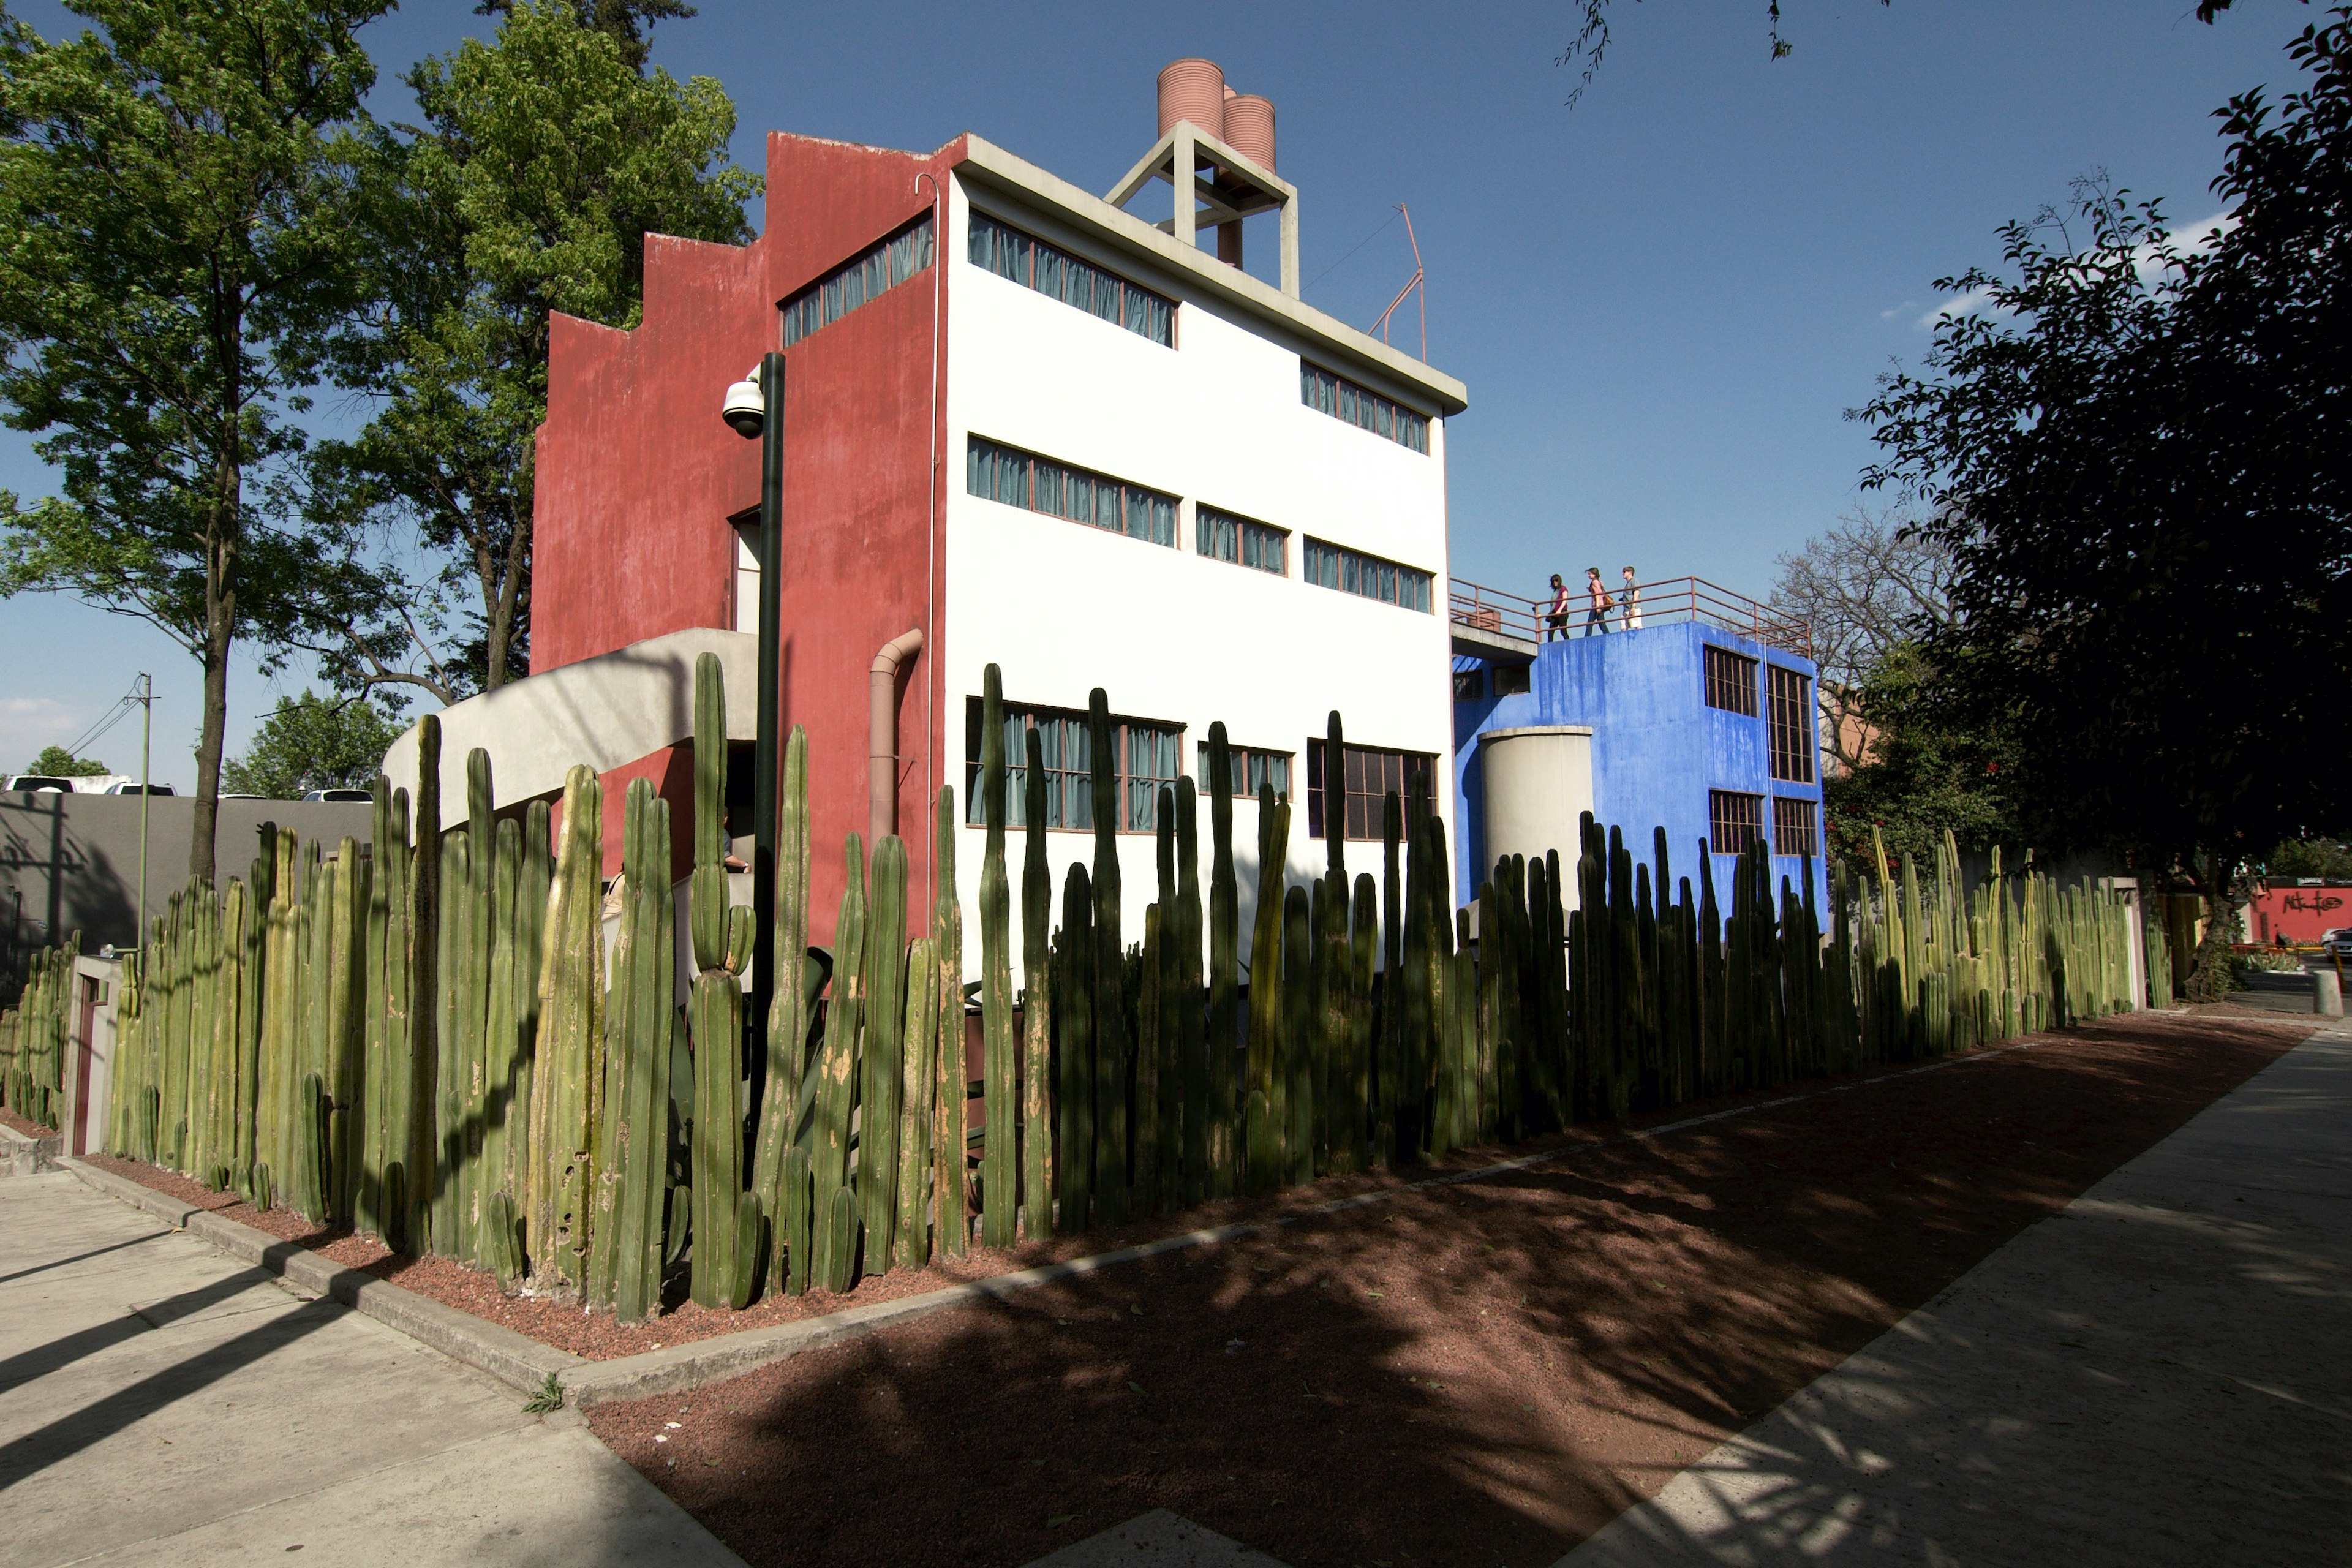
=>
[2,1119,63,1177]
[59,1158,586,1395]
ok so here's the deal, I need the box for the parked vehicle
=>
[302,788,372,802]
[2322,927,2352,962]
[7,773,130,793]
[104,782,175,796]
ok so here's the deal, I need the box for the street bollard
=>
[2315,968,2345,1019]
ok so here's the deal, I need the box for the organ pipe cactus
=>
[979,665,1017,1248]
[1086,688,1128,1227]
[932,785,967,1260]
[1205,723,1238,1200]
[1021,727,1054,1237]
[589,779,674,1324]
[755,725,811,1292]
[862,834,909,1272]
[813,833,866,1291]
[527,766,603,1296]
[1056,861,1094,1234]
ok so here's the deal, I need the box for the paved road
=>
[0,1171,742,1568]
[1559,1026,2352,1567]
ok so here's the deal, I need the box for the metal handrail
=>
[1449,574,1813,660]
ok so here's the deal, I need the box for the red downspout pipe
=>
[870,627,925,846]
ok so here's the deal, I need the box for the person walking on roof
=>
[1544,574,1572,641]
[1621,566,1643,630]
[1585,567,1613,636]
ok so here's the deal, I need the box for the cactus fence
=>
[0,658,2141,1322]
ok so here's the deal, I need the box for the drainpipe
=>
[870,628,925,846]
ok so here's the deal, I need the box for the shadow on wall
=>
[0,793,375,968]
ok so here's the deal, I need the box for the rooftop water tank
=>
[1157,59,1226,140]
[1480,726,1596,911]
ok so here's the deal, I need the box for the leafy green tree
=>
[302,0,757,704]
[221,689,402,798]
[22,745,108,777]
[472,0,693,71]
[1819,643,2019,880]
[1855,13,2352,998]
[2265,837,2352,880]
[0,0,389,883]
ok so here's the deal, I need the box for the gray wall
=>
[1,791,375,971]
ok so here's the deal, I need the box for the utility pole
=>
[134,673,153,948]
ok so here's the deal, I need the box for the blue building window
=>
[968,213,1175,346]
[1709,790,1764,855]
[1704,645,1760,715]
[1767,666,1815,783]
[1773,796,1819,859]
[782,214,935,347]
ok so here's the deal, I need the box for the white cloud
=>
[1878,300,1918,321]
[1918,288,1992,329]
[1913,209,2239,330]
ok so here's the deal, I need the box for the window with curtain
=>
[966,436,1177,548]
[1302,538,1434,612]
[1196,743,1292,802]
[1305,740,1436,841]
[780,213,935,348]
[1299,363,1431,454]
[967,213,1175,347]
[1196,506,1287,575]
[964,698,1183,834]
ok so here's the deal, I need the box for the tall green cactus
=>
[589,779,674,1324]
[932,785,967,1259]
[1085,688,1128,1226]
[1056,861,1094,1234]
[1205,724,1238,1200]
[407,714,442,1254]
[755,725,811,1292]
[689,966,747,1307]
[1175,775,1207,1208]
[527,766,603,1296]
[896,930,938,1269]
[813,833,866,1291]
[979,665,1018,1248]
[1245,783,1288,1195]
[861,834,908,1272]
[1020,728,1054,1237]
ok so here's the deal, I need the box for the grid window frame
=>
[1306,739,1438,842]
[1772,795,1820,859]
[963,697,1184,835]
[1196,742,1293,802]
[1708,790,1765,856]
[1494,662,1532,696]
[1302,538,1435,613]
[1299,362,1431,454]
[1766,665,1816,783]
[1196,505,1288,576]
[967,212,1175,347]
[966,435,1178,549]
[1703,644,1762,717]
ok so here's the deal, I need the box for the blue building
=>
[1448,579,1826,913]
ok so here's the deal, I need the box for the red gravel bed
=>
[1,1106,52,1138]
[584,1011,2312,1568]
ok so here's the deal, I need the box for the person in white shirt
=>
[1620,566,1643,630]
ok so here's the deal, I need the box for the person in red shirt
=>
[1544,574,1572,641]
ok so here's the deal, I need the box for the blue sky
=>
[0,0,2316,783]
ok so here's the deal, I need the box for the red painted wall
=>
[532,132,963,937]
[2249,883,2351,943]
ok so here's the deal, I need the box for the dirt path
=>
[586,1011,2310,1568]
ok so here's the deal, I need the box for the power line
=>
[1305,206,1404,293]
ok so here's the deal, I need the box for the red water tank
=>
[1223,92,1276,172]
[1157,58,1226,139]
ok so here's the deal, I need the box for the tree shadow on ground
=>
[590,1011,2305,1568]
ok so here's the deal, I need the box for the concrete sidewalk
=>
[0,1172,743,1567]
[1561,1027,2352,1567]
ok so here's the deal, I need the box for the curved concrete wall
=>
[1479,726,1594,903]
